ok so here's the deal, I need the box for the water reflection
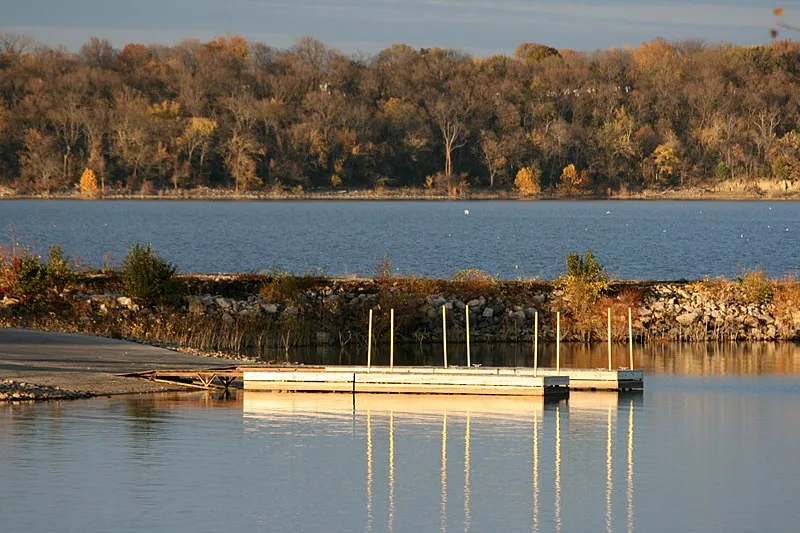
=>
[264,341,800,376]
[243,392,638,532]
[3,379,798,533]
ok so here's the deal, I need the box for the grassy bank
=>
[3,245,799,360]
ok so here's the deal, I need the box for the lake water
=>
[2,344,800,533]
[1,199,799,279]
[2,200,800,531]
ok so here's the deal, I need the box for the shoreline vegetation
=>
[4,34,800,200]
[3,181,800,201]
[2,245,799,365]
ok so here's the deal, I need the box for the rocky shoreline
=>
[0,379,94,402]
[3,276,798,356]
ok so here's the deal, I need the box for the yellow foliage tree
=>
[557,163,591,195]
[79,168,99,198]
[652,138,681,183]
[514,166,541,196]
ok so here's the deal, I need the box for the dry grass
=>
[688,270,774,306]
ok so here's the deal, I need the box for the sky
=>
[0,0,795,56]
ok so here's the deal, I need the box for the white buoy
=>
[464,209,470,215]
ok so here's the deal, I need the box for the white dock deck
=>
[243,365,570,396]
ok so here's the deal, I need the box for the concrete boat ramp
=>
[128,365,643,397]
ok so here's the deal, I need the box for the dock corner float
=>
[533,368,644,391]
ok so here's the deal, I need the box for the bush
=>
[46,244,75,294]
[259,269,320,304]
[737,269,773,305]
[565,249,607,284]
[557,250,610,341]
[9,255,50,302]
[514,166,541,196]
[121,243,179,306]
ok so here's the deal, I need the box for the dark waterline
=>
[2,199,799,279]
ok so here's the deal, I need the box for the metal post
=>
[465,304,471,368]
[390,308,395,370]
[442,305,448,369]
[367,308,373,371]
[556,311,561,374]
[533,311,539,377]
[608,308,612,371]
[628,308,634,370]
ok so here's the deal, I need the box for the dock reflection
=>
[243,391,640,532]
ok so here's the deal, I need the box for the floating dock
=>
[126,364,642,395]
[242,365,569,396]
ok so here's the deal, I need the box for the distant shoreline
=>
[2,186,799,202]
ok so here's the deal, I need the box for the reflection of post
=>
[532,412,539,533]
[464,412,471,533]
[606,407,613,533]
[627,400,635,533]
[389,411,395,533]
[554,405,562,533]
[367,410,373,533]
[441,412,448,533]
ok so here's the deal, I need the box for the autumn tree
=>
[513,42,560,65]
[110,87,153,190]
[79,167,99,197]
[18,129,62,193]
[224,133,263,191]
[178,117,217,186]
[769,130,800,180]
[514,166,541,195]
[557,163,591,195]
[651,134,682,185]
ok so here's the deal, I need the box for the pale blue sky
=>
[0,0,794,55]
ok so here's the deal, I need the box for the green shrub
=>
[46,244,76,294]
[565,250,607,284]
[121,243,179,306]
[0,244,52,302]
[13,255,50,301]
[737,269,773,305]
[557,250,610,341]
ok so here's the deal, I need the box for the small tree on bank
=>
[514,166,541,196]
[557,250,610,341]
[79,167,99,198]
[121,243,179,306]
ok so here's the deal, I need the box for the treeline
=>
[2,32,800,196]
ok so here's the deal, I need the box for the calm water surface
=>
[2,345,800,533]
[2,199,799,279]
